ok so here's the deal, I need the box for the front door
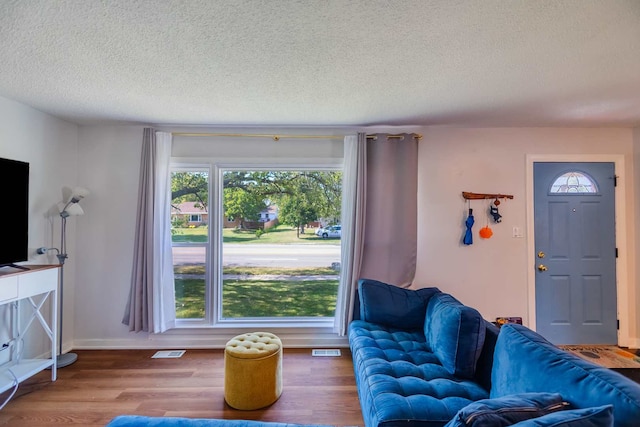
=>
[534,162,617,344]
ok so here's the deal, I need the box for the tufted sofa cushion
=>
[349,320,489,427]
[424,293,486,379]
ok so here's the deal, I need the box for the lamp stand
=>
[56,217,78,368]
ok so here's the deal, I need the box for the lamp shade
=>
[58,202,85,218]
[70,186,90,203]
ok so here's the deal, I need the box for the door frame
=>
[526,154,629,346]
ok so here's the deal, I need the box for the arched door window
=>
[549,171,598,194]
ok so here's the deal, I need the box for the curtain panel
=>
[360,133,418,287]
[122,128,176,333]
[334,132,418,335]
[334,133,367,335]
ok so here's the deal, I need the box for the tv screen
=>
[0,157,29,267]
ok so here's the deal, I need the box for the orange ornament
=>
[479,226,493,239]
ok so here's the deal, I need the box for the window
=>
[219,169,342,322]
[550,171,598,194]
[170,165,342,326]
[171,168,209,321]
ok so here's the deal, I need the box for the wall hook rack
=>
[462,192,514,201]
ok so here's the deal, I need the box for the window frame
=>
[172,161,343,329]
[171,164,213,327]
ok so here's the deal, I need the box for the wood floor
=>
[0,349,364,427]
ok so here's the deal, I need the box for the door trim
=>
[526,154,628,346]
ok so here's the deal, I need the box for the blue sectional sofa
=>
[349,279,640,427]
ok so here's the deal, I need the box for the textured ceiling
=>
[0,0,639,127]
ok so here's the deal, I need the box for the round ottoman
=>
[224,332,283,410]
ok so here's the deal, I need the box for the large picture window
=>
[170,165,342,326]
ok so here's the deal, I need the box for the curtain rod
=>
[171,132,422,141]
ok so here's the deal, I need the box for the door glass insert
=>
[549,171,598,194]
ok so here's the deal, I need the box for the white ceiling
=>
[1,0,639,127]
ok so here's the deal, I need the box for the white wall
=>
[75,125,145,347]
[0,96,79,357]
[414,127,638,344]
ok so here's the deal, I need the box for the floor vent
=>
[152,350,186,359]
[312,349,341,357]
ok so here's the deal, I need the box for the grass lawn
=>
[172,225,340,318]
[172,225,339,244]
[175,277,338,319]
[175,265,338,276]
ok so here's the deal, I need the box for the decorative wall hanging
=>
[490,201,502,223]
[461,192,513,241]
[463,202,474,245]
[479,225,493,239]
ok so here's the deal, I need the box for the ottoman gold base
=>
[224,332,283,410]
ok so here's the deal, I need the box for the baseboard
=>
[622,337,640,350]
[73,332,350,350]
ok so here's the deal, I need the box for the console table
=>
[0,264,59,394]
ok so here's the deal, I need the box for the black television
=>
[0,157,29,268]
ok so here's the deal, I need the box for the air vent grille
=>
[312,349,341,357]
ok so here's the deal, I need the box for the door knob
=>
[538,264,548,272]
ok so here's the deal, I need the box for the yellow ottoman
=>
[224,332,283,410]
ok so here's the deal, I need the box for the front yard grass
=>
[175,265,338,276]
[175,277,338,319]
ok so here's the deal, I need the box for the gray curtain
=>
[122,128,175,333]
[335,132,418,334]
[359,133,418,287]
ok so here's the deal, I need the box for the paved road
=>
[172,243,340,268]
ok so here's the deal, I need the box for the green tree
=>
[278,193,319,237]
[171,171,208,207]
[172,170,342,230]
[224,187,266,228]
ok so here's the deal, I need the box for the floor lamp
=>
[39,186,90,368]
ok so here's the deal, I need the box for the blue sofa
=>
[349,279,640,427]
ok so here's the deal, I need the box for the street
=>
[172,243,341,268]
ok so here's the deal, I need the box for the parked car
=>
[316,225,341,239]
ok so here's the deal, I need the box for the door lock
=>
[537,251,545,259]
[538,264,548,272]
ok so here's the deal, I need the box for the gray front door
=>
[534,162,617,344]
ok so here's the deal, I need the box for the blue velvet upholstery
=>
[349,320,489,427]
[443,393,568,427]
[106,416,332,427]
[424,293,486,379]
[491,324,640,427]
[358,279,440,330]
[509,405,613,427]
[471,320,499,392]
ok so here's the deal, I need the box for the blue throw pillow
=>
[358,278,440,329]
[509,405,613,426]
[424,292,486,378]
[444,393,568,427]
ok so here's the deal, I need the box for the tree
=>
[223,187,266,228]
[171,169,343,233]
[171,171,208,208]
[278,193,319,237]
